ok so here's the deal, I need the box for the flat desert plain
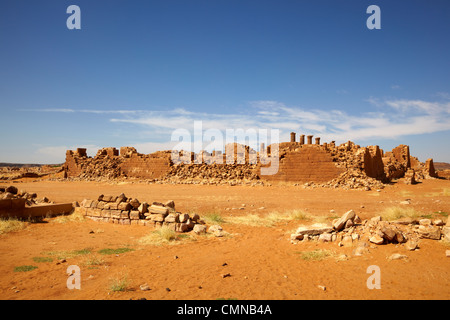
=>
[0,178,449,300]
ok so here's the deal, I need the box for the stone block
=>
[118,202,132,211]
[149,205,169,215]
[129,211,140,220]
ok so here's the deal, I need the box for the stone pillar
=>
[260,143,265,153]
[307,135,313,144]
[323,142,328,150]
[299,135,305,145]
[290,132,296,143]
[315,137,320,145]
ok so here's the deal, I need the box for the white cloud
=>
[29,98,450,157]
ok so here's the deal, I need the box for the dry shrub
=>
[381,206,420,221]
[0,217,28,234]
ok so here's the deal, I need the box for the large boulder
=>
[333,210,356,231]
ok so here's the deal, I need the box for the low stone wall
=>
[0,185,73,219]
[78,193,204,233]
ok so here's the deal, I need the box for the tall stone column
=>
[299,135,305,145]
[315,137,320,145]
[290,132,296,143]
[307,135,313,144]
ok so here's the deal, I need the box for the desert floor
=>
[0,178,449,300]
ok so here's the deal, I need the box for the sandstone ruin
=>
[76,194,205,233]
[0,185,73,220]
[290,210,450,250]
[63,133,442,189]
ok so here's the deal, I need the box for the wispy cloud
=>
[29,97,450,154]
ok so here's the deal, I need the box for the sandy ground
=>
[0,178,449,300]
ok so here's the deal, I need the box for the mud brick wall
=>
[64,150,85,178]
[262,145,345,183]
[120,153,172,179]
[362,146,386,181]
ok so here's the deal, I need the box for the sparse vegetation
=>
[296,249,335,261]
[226,209,313,227]
[51,211,85,224]
[109,274,130,292]
[14,265,38,272]
[32,256,53,263]
[43,248,92,260]
[0,217,28,234]
[138,226,191,245]
[82,254,107,267]
[380,206,420,221]
[203,212,225,224]
[98,247,134,255]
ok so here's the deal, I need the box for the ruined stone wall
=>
[63,134,436,188]
[120,152,172,180]
[262,144,345,183]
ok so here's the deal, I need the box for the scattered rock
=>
[140,284,150,291]
[333,210,356,231]
[404,239,419,251]
[388,253,408,261]
[193,224,207,235]
[370,235,384,245]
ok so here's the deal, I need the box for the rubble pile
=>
[0,185,54,205]
[290,210,450,249]
[161,163,261,185]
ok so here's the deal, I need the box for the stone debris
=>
[0,185,54,205]
[290,210,449,251]
[78,194,206,233]
[61,136,445,189]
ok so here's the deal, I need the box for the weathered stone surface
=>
[388,253,408,261]
[151,214,166,222]
[164,213,178,223]
[118,202,132,211]
[333,210,356,231]
[178,213,189,223]
[380,226,397,242]
[5,186,18,195]
[318,233,333,242]
[193,224,207,234]
[295,223,333,236]
[129,211,140,220]
[148,205,169,215]
[442,226,450,242]
[418,225,441,240]
[370,235,384,245]
[138,202,149,215]
[164,200,175,209]
[405,239,418,251]
[209,225,225,237]
[419,219,432,226]
[175,223,189,233]
[129,198,140,210]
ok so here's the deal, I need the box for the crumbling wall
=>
[120,152,172,180]
[63,134,437,188]
[262,144,345,183]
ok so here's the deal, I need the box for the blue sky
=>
[1,0,449,163]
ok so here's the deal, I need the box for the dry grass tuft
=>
[0,217,28,235]
[226,209,316,227]
[138,226,191,246]
[50,211,85,224]
[296,249,335,261]
[380,206,420,221]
